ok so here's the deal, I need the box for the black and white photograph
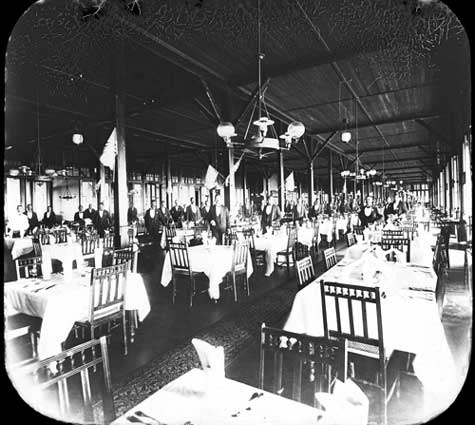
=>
[3,0,472,424]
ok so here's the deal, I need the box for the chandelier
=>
[216,0,305,155]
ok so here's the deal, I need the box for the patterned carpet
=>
[112,284,297,416]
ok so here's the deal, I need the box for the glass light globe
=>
[217,122,236,138]
[341,131,351,143]
[287,121,305,138]
[72,133,83,145]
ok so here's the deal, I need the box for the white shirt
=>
[149,209,155,218]
[26,211,33,219]
[99,210,104,218]
[9,213,29,234]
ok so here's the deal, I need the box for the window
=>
[5,178,21,221]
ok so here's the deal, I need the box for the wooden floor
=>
[5,235,472,424]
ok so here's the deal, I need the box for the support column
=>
[166,152,172,209]
[227,146,236,216]
[329,151,333,204]
[308,161,314,206]
[242,160,248,206]
[98,164,106,208]
[278,149,285,211]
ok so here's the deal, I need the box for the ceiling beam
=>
[344,142,429,155]
[310,131,338,161]
[367,155,436,165]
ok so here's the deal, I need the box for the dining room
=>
[3,1,472,424]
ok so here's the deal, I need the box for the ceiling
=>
[4,0,470,186]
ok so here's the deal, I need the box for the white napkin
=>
[315,379,369,425]
[191,338,225,379]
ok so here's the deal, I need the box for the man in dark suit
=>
[84,203,96,222]
[157,201,172,231]
[261,196,281,233]
[292,197,307,225]
[127,201,138,224]
[74,205,86,227]
[144,200,161,237]
[42,206,57,228]
[94,202,111,237]
[200,200,211,224]
[185,197,201,225]
[24,204,39,234]
[208,194,229,244]
[170,200,184,228]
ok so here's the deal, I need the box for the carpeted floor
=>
[112,283,297,416]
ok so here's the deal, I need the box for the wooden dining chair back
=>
[323,247,337,270]
[320,281,398,425]
[382,229,404,239]
[38,230,51,245]
[241,228,256,250]
[259,324,348,406]
[103,233,115,249]
[352,225,364,236]
[276,226,298,274]
[296,256,315,289]
[194,225,208,237]
[13,337,114,424]
[225,241,250,302]
[5,326,38,368]
[381,237,410,262]
[15,256,43,279]
[223,232,238,246]
[169,242,208,307]
[81,233,100,259]
[165,225,177,239]
[32,238,43,257]
[54,228,68,244]
[346,232,356,247]
[75,263,129,355]
[293,241,309,262]
[272,222,281,233]
[113,248,138,273]
[402,226,417,241]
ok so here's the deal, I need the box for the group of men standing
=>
[132,195,230,245]
[73,203,112,237]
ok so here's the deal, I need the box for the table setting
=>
[4,268,151,359]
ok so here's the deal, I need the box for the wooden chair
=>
[224,241,249,302]
[13,337,114,424]
[293,241,309,263]
[32,238,43,257]
[103,233,115,250]
[113,248,138,273]
[74,262,130,356]
[346,232,356,247]
[272,222,281,233]
[81,233,100,260]
[323,247,337,270]
[382,229,404,239]
[439,225,451,268]
[223,232,238,246]
[353,225,364,236]
[54,228,68,244]
[242,228,266,266]
[5,326,39,368]
[165,225,177,249]
[381,237,410,262]
[38,230,51,245]
[276,226,298,274]
[15,256,43,279]
[295,256,315,289]
[402,226,417,241]
[258,324,348,406]
[320,281,401,425]
[169,242,208,308]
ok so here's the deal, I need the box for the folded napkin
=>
[191,338,225,379]
[315,379,369,425]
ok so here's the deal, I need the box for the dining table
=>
[160,228,196,249]
[111,368,323,425]
[283,247,460,419]
[161,244,254,300]
[4,268,151,359]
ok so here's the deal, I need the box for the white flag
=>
[205,164,219,190]
[225,153,244,186]
[95,177,104,192]
[100,127,118,170]
[285,171,295,191]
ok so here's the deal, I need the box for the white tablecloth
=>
[284,252,458,416]
[161,245,254,299]
[4,270,151,359]
[111,368,322,425]
[6,237,34,260]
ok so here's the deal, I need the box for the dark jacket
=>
[73,211,85,226]
[94,210,111,237]
[157,207,172,229]
[83,208,96,221]
[292,204,307,224]
[200,206,211,223]
[144,208,161,234]
[358,207,382,228]
[42,211,57,228]
[170,205,184,227]
[127,207,138,224]
[185,205,201,223]
[261,204,282,229]
[25,211,39,233]
[209,204,230,243]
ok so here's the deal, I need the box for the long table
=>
[4,269,151,359]
[111,368,323,425]
[161,245,253,300]
[283,249,460,418]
